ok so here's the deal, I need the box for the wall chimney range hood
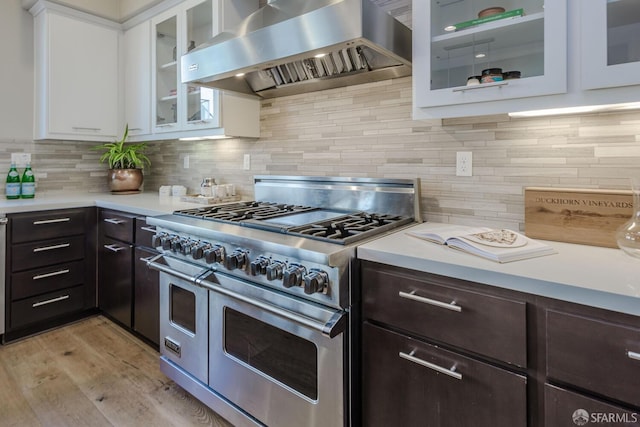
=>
[181,0,412,98]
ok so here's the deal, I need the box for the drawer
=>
[11,209,85,243]
[134,217,156,248]
[362,264,527,367]
[544,384,639,427]
[362,322,527,427]
[11,261,84,301]
[546,310,640,407]
[100,209,134,243]
[12,235,85,272]
[10,285,85,329]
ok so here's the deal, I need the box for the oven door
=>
[199,272,347,427]
[151,255,210,384]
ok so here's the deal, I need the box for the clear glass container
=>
[616,178,640,258]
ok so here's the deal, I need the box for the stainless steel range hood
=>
[181,0,412,99]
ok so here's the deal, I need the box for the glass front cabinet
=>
[413,0,568,116]
[152,0,217,134]
[581,0,640,90]
[151,0,259,138]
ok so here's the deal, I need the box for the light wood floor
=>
[0,315,233,427]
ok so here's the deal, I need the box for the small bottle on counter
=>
[20,163,35,199]
[5,162,21,199]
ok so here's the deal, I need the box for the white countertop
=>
[0,192,200,217]
[357,222,640,317]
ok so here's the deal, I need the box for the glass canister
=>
[616,177,640,258]
[200,177,215,197]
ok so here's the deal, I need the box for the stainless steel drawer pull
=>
[32,294,70,308]
[33,217,70,225]
[140,226,156,233]
[33,269,70,280]
[628,351,640,361]
[103,218,126,225]
[104,244,127,252]
[33,243,70,252]
[399,350,463,380]
[398,290,462,312]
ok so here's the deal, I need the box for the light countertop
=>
[357,222,640,317]
[0,192,201,217]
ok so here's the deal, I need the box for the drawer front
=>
[363,322,527,427]
[10,285,85,329]
[546,310,640,407]
[545,384,639,427]
[12,235,85,272]
[100,209,134,243]
[362,265,527,367]
[11,261,84,301]
[134,217,156,248]
[11,209,85,243]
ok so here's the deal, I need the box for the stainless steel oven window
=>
[170,284,196,333]
[223,307,318,400]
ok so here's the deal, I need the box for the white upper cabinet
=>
[123,20,152,139]
[413,0,640,119]
[31,1,120,141]
[414,0,567,112]
[580,0,640,90]
[151,0,260,139]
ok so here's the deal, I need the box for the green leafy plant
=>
[93,124,151,169]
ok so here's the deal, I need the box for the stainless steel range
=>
[145,175,420,427]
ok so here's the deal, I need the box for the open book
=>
[407,224,557,263]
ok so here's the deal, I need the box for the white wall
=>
[1,1,35,139]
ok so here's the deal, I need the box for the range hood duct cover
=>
[181,0,412,98]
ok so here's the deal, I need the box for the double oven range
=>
[145,175,420,427]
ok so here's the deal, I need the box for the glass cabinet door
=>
[154,14,178,132]
[414,0,567,108]
[183,0,220,130]
[581,0,640,90]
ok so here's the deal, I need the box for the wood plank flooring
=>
[0,315,233,427]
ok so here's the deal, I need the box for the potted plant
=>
[93,124,151,193]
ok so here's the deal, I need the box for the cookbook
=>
[407,224,557,263]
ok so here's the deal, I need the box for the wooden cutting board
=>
[524,187,633,248]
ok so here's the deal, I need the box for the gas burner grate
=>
[174,201,317,222]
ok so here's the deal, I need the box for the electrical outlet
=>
[184,155,190,169]
[11,152,31,168]
[243,154,251,170]
[456,151,473,177]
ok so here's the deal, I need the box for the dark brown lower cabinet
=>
[134,247,159,346]
[362,322,527,427]
[545,384,640,427]
[98,236,133,327]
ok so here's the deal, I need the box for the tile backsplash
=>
[3,76,640,231]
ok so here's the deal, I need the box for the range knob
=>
[151,232,166,248]
[266,261,285,281]
[250,256,270,276]
[303,269,329,295]
[191,242,209,260]
[204,245,225,264]
[283,263,306,288]
[225,249,248,270]
[171,238,191,254]
[161,235,176,250]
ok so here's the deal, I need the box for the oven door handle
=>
[199,278,346,339]
[146,254,208,284]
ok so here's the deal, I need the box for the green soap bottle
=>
[5,162,20,199]
[21,163,35,199]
